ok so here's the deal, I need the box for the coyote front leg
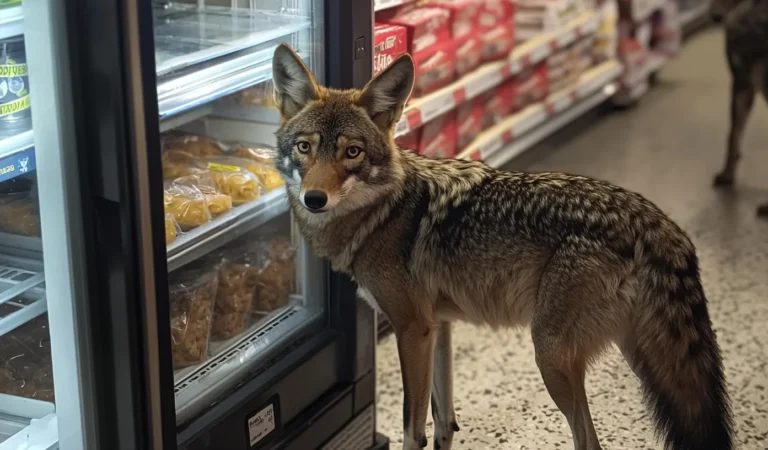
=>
[714,78,754,186]
[396,321,436,450]
[431,322,459,450]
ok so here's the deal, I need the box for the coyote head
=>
[272,44,413,216]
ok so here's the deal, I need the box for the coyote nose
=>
[303,190,328,210]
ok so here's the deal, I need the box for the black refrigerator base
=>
[372,433,390,450]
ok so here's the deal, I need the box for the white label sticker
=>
[248,403,276,446]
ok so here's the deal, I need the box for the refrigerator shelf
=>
[0,394,55,446]
[154,4,309,120]
[166,187,289,272]
[0,130,36,183]
[0,255,46,337]
[173,302,319,424]
[0,6,23,40]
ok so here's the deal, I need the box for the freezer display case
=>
[1,0,384,449]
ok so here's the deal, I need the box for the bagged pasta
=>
[237,80,276,107]
[162,148,198,179]
[202,163,261,205]
[209,247,261,339]
[250,234,295,314]
[231,143,277,165]
[163,184,211,231]
[165,213,179,244]
[173,173,233,217]
[0,192,41,237]
[206,156,282,193]
[169,263,218,369]
[162,133,225,158]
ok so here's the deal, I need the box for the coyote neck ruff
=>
[271,43,733,450]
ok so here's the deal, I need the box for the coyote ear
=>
[272,43,320,120]
[357,54,415,132]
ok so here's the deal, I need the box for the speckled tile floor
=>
[375,27,768,449]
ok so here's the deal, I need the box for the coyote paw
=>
[757,203,768,217]
[433,421,459,450]
[713,172,735,187]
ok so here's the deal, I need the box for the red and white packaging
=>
[420,111,457,158]
[374,24,408,75]
[512,62,549,112]
[385,7,452,55]
[480,22,515,62]
[429,0,484,39]
[412,39,456,98]
[478,0,516,29]
[456,97,485,151]
[455,33,483,76]
[483,79,516,127]
[396,129,421,151]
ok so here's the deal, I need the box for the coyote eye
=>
[346,146,362,159]
[296,141,311,154]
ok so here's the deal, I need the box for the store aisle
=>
[375,27,768,449]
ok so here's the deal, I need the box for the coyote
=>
[710,0,768,216]
[271,44,733,450]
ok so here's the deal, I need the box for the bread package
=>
[169,263,218,369]
[163,184,211,231]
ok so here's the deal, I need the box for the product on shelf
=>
[412,39,456,98]
[251,234,295,314]
[237,80,277,108]
[0,314,54,402]
[169,263,218,369]
[430,0,484,40]
[231,143,276,165]
[456,97,484,150]
[478,0,516,29]
[165,213,179,244]
[163,133,225,158]
[396,129,421,151]
[484,79,516,127]
[594,0,619,62]
[383,7,451,55]
[548,36,595,92]
[0,0,22,7]
[209,247,261,340]
[515,0,584,40]
[374,23,408,75]
[204,164,261,205]
[0,36,32,138]
[163,183,211,231]
[0,192,40,237]
[173,173,233,217]
[455,32,483,76]
[419,111,456,158]
[480,22,516,62]
[512,62,549,112]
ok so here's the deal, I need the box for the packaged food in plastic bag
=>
[173,173,233,217]
[237,80,277,107]
[251,235,295,314]
[163,184,211,231]
[231,143,277,165]
[162,133,225,158]
[165,213,179,244]
[162,148,199,179]
[209,249,260,339]
[202,162,262,205]
[169,263,218,369]
[0,192,41,237]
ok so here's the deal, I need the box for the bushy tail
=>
[632,240,733,450]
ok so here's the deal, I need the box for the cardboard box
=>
[456,97,485,151]
[396,129,421,151]
[429,0,484,39]
[512,62,549,112]
[478,0,516,29]
[385,7,452,55]
[374,24,409,75]
[480,22,515,62]
[420,111,457,158]
[412,39,456,98]
[455,32,483,76]
[483,79,516,127]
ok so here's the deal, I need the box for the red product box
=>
[396,129,421,151]
[478,0,516,29]
[512,62,549,112]
[456,97,484,151]
[480,22,515,62]
[429,0,484,40]
[483,79,516,127]
[455,32,483,76]
[412,39,456,98]
[420,111,457,158]
[385,7,452,55]
[374,24,409,76]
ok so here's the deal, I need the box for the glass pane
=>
[152,0,326,424]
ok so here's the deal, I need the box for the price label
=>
[420,95,454,123]
[465,72,502,99]
[248,404,276,446]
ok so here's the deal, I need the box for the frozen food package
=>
[169,263,218,369]
[0,314,54,402]
[238,80,277,107]
[203,162,262,205]
[209,247,261,339]
[163,183,211,231]
[173,173,233,218]
[0,192,41,237]
[165,213,179,244]
[162,133,225,158]
[251,234,296,314]
[207,156,282,193]
[231,143,277,165]
[162,148,199,179]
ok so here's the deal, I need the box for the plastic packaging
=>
[209,248,260,339]
[203,163,261,205]
[173,173,233,217]
[237,80,277,107]
[169,263,218,369]
[163,183,211,231]
[0,36,32,138]
[165,213,179,244]
[0,314,54,401]
[209,156,282,192]
[0,192,40,236]
[251,235,295,314]
[162,133,225,158]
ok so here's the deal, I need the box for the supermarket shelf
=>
[457,60,623,166]
[374,0,413,11]
[394,12,601,137]
[0,6,23,40]
[174,303,320,424]
[0,130,36,182]
[155,4,309,121]
[0,394,55,447]
[0,255,46,337]
[166,187,288,272]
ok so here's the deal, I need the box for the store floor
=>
[375,27,768,449]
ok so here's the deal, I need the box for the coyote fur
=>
[710,0,768,216]
[271,44,733,450]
